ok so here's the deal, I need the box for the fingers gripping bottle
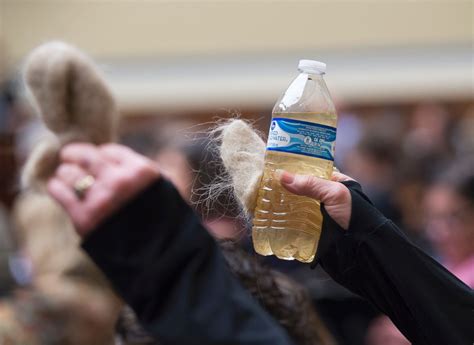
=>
[252,60,337,263]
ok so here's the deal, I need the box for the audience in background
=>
[0,89,472,345]
[343,133,401,225]
[423,159,474,288]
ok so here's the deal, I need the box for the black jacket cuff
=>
[313,180,388,270]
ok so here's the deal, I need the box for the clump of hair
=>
[190,119,265,219]
[11,41,123,343]
[218,119,266,213]
[21,41,118,190]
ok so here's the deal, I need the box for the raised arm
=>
[279,171,474,345]
[47,143,294,345]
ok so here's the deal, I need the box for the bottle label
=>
[266,117,336,161]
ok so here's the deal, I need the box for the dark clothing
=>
[317,181,474,345]
[82,179,294,345]
[82,179,474,345]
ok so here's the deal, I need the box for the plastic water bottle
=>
[252,59,338,263]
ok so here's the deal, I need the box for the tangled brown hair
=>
[219,240,335,345]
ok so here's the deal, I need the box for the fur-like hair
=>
[21,41,118,189]
[13,41,122,342]
[218,119,265,213]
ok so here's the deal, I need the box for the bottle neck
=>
[274,71,334,114]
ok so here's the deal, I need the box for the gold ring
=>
[73,175,95,199]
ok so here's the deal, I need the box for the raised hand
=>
[47,143,160,237]
[277,170,354,230]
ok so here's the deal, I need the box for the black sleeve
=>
[315,180,474,345]
[81,179,294,345]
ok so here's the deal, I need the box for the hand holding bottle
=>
[277,170,354,230]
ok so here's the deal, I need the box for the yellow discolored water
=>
[252,112,336,263]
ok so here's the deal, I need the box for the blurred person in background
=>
[452,105,474,157]
[423,158,474,288]
[343,132,401,225]
[403,103,453,170]
[332,111,363,171]
[176,137,245,240]
[397,103,453,235]
[364,156,474,345]
[122,121,245,239]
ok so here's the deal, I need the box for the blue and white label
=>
[267,117,336,161]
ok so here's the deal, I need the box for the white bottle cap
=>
[297,59,326,75]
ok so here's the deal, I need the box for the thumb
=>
[277,170,345,206]
[277,170,352,230]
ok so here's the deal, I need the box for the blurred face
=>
[423,185,474,264]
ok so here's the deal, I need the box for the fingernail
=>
[275,169,295,184]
